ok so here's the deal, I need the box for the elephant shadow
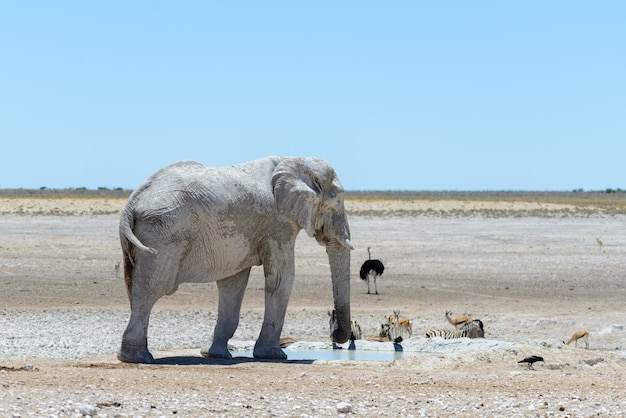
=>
[152,355,315,366]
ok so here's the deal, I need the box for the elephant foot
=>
[201,343,233,360]
[253,343,287,360]
[118,341,154,364]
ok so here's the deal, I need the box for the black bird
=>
[333,332,358,350]
[518,355,544,370]
[348,333,357,351]
[393,336,403,352]
[360,247,385,294]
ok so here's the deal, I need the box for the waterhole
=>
[232,348,413,361]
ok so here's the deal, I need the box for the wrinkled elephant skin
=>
[117,156,353,363]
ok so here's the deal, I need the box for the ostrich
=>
[360,247,385,295]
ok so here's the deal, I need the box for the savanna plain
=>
[1,191,625,417]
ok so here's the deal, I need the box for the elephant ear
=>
[271,159,321,236]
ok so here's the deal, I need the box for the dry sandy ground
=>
[1,197,625,417]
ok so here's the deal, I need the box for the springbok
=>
[387,310,413,338]
[564,330,589,349]
[445,310,474,329]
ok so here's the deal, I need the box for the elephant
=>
[117,156,354,363]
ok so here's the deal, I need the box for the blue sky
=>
[1,2,624,191]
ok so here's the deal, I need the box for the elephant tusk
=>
[340,238,355,250]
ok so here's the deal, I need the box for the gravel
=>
[2,208,626,416]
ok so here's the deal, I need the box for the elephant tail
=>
[119,209,158,256]
[119,208,158,299]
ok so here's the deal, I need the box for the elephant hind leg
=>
[118,252,180,363]
[202,268,251,359]
[118,296,158,363]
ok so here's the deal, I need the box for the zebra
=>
[425,319,485,339]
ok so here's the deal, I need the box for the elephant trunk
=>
[326,240,351,343]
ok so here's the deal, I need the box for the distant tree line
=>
[346,189,626,200]
[1,187,624,199]
[0,187,133,197]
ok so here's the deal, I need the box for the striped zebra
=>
[350,319,362,340]
[425,319,485,339]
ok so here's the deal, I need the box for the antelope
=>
[387,310,413,338]
[279,336,297,348]
[445,310,474,329]
[565,330,589,349]
[114,261,121,278]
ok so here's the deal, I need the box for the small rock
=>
[336,402,352,413]
[581,358,604,366]
[77,403,98,416]
[534,318,557,326]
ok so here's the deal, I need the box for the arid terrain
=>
[1,193,625,417]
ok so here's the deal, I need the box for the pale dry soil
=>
[0,198,625,417]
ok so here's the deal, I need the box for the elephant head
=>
[272,157,353,343]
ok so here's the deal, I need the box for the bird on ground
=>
[518,355,544,370]
[392,336,403,352]
[359,247,385,295]
[596,236,603,251]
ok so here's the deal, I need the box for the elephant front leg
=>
[254,266,295,360]
[202,269,251,359]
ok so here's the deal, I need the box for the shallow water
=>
[232,348,413,361]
